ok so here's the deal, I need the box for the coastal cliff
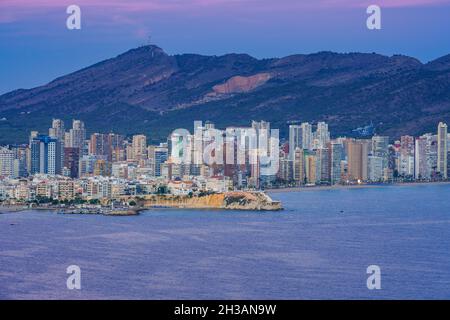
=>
[132,191,282,211]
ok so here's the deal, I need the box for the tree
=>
[128,200,137,207]
[157,186,168,194]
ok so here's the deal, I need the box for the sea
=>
[1,183,450,299]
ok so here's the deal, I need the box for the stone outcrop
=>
[134,191,282,211]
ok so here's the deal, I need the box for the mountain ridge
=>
[1,45,449,144]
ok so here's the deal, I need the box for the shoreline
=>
[2,183,448,213]
[0,191,282,214]
[0,206,140,216]
[266,181,450,193]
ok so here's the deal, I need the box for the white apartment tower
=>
[437,122,448,179]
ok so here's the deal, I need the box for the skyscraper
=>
[10,145,28,178]
[399,135,415,177]
[316,147,330,183]
[49,119,65,142]
[304,152,318,184]
[371,135,389,171]
[415,135,431,180]
[110,133,125,162]
[437,122,448,179]
[293,148,305,185]
[368,155,384,182]
[252,120,271,154]
[132,134,147,161]
[64,147,80,178]
[90,133,112,161]
[300,122,313,150]
[448,133,450,178]
[78,155,100,177]
[49,119,65,172]
[315,122,330,149]
[30,135,62,175]
[278,151,293,182]
[0,147,14,177]
[428,134,438,176]
[289,125,302,159]
[330,141,344,184]
[346,139,369,182]
[67,120,86,149]
[154,146,168,177]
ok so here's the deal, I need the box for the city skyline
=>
[3,0,450,304]
[1,118,449,193]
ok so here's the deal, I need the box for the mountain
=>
[1,45,449,144]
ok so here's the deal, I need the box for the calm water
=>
[1,184,450,299]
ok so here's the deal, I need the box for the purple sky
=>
[1,0,450,94]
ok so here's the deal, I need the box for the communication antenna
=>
[140,35,153,48]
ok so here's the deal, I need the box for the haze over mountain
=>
[0,45,449,144]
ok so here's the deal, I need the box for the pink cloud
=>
[2,0,449,11]
[328,0,450,8]
[1,0,449,24]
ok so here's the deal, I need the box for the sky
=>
[1,0,450,94]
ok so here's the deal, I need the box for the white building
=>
[0,147,14,177]
[368,155,384,182]
[437,122,448,178]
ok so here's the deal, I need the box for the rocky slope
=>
[135,192,282,211]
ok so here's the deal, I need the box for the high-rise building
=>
[305,152,318,184]
[398,135,415,177]
[109,133,124,149]
[48,119,65,171]
[78,155,101,177]
[252,120,271,154]
[415,135,431,180]
[330,141,344,184]
[346,139,369,182]
[205,121,215,130]
[0,147,14,177]
[368,155,384,182]
[278,151,293,182]
[132,134,147,161]
[400,135,415,155]
[109,133,125,162]
[315,122,330,149]
[252,120,277,186]
[90,133,112,161]
[371,135,389,171]
[437,122,448,179]
[11,145,28,178]
[316,147,330,183]
[289,125,302,159]
[300,122,313,150]
[63,147,80,178]
[428,134,439,176]
[30,135,62,175]
[49,119,65,142]
[249,149,260,188]
[448,133,450,177]
[67,120,86,149]
[29,131,39,142]
[93,159,111,177]
[293,148,305,185]
[154,146,168,177]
